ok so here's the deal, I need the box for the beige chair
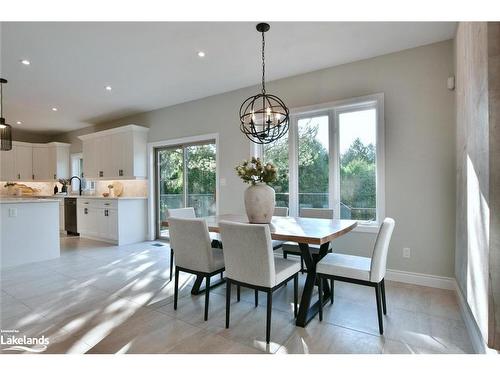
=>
[219,221,301,344]
[272,206,288,250]
[316,218,395,334]
[169,217,225,321]
[282,208,334,272]
[167,207,221,280]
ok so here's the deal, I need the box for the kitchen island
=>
[0,198,60,268]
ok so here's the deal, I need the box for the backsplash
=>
[0,180,148,197]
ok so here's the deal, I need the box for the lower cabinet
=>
[77,198,147,245]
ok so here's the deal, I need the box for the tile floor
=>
[0,237,474,354]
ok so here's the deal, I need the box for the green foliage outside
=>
[264,122,376,220]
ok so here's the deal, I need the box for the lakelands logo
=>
[1,329,50,353]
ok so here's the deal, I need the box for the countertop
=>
[0,197,60,204]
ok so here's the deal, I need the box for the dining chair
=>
[219,220,301,344]
[272,206,289,250]
[316,217,395,334]
[282,208,334,272]
[168,217,225,321]
[166,207,221,280]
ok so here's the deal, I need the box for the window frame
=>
[256,93,385,232]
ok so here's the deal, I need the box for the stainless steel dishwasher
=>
[64,197,79,235]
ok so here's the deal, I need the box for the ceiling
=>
[0,22,456,134]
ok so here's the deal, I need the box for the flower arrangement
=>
[235,157,277,185]
[4,182,16,187]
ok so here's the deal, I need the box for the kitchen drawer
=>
[77,198,118,209]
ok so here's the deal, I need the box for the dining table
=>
[162,213,357,327]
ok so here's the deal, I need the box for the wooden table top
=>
[163,214,357,245]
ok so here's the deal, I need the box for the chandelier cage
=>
[239,23,290,145]
[0,78,13,152]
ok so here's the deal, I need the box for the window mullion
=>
[289,115,299,217]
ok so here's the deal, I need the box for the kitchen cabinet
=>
[0,141,70,182]
[14,143,33,181]
[77,197,147,245]
[0,147,15,181]
[79,125,148,180]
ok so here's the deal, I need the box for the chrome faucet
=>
[68,176,83,196]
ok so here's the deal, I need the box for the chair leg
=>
[283,251,287,259]
[300,256,305,274]
[173,267,179,310]
[381,279,387,315]
[266,291,272,344]
[255,290,258,307]
[375,283,384,334]
[169,248,174,281]
[293,274,298,318]
[225,279,231,328]
[330,279,334,304]
[204,276,211,321]
[237,285,241,302]
[318,277,323,321]
[220,271,224,279]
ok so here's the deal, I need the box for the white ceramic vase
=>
[244,182,275,223]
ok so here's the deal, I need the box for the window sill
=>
[351,222,380,234]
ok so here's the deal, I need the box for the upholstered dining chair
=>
[219,221,301,344]
[316,217,395,334]
[166,207,220,280]
[168,217,225,321]
[282,208,334,272]
[272,206,289,250]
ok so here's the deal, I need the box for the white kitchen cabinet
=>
[32,145,50,180]
[1,142,70,182]
[77,197,147,245]
[79,125,149,180]
[14,143,33,181]
[0,148,15,181]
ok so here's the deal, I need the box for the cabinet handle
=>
[32,174,35,180]
[84,208,88,214]
[54,174,57,179]
[99,171,103,177]
[17,174,20,179]
[104,203,110,206]
[83,202,89,205]
[104,209,108,217]
[119,169,123,177]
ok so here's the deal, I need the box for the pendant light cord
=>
[261,31,266,94]
[0,81,3,119]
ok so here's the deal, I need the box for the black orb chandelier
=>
[0,78,13,151]
[239,23,289,145]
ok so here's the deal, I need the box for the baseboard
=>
[454,280,489,354]
[385,269,456,290]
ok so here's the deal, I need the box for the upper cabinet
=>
[79,125,149,180]
[0,141,70,182]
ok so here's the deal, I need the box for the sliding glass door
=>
[155,141,216,238]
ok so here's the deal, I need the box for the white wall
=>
[57,40,456,278]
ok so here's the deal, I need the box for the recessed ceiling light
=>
[16,121,22,125]
[197,51,206,58]
[105,85,112,91]
[52,107,58,112]
[20,59,31,65]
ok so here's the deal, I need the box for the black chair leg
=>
[237,285,241,302]
[204,276,211,321]
[266,291,272,344]
[318,277,323,321]
[375,283,384,334]
[225,280,231,328]
[220,271,224,279]
[381,279,387,315]
[330,279,334,304]
[300,256,305,273]
[293,274,298,318]
[170,248,174,281]
[173,267,179,310]
[254,290,258,307]
[283,251,288,259]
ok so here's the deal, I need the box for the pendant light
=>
[0,78,13,151]
[239,23,289,144]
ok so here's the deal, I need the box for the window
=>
[70,153,83,192]
[155,141,217,238]
[261,94,384,230]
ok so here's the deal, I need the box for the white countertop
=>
[69,196,148,200]
[0,197,60,204]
